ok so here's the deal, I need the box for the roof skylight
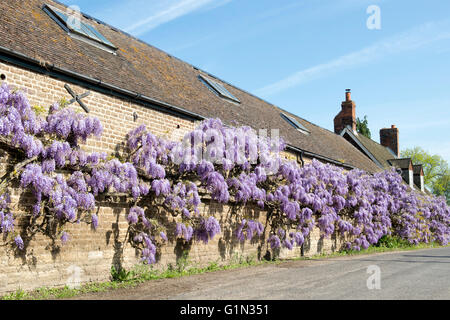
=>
[280,113,310,135]
[43,4,117,52]
[199,75,240,103]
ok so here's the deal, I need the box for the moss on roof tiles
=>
[354,132,397,169]
[0,0,382,173]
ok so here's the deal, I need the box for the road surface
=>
[72,246,450,300]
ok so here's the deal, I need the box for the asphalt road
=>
[73,247,450,300]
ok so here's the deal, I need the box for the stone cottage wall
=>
[1,184,347,294]
[0,61,195,154]
[0,61,347,294]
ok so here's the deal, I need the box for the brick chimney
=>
[380,125,399,157]
[334,89,356,134]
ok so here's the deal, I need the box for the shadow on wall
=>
[111,206,124,271]
[317,237,324,254]
[15,184,68,269]
[216,202,267,262]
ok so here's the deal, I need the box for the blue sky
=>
[60,0,450,163]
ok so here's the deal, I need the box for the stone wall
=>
[0,61,347,295]
[0,191,265,294]
[0,61,195,155]
[1,186,347,294]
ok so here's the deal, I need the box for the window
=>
[199,75,240,103]
[43,4,117,53]
[280,113,310,135]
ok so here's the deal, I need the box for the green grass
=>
[298,236,448,261]
[1,252,267,300]
[2,237,448,300]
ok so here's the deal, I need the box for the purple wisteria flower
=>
[0,83,449,267]
[14,235,24,250]
[91,214,99,230]
[60,232,69,245]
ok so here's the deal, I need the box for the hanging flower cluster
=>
[0,83,449,265]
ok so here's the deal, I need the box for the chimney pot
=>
[345,89,351,102]
[334,89,356,134]
[391,125,396,129]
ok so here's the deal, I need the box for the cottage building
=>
[334,89,425,192]
[0,0,382,174]
[0,0,424,293]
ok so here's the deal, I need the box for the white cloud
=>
[124,0,229,36]
[195,0,233,13]
[254,20,450,97]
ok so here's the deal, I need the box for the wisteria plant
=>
[0,82,449,265]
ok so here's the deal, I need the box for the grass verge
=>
[299,238,447,261]
[1,252,270,300]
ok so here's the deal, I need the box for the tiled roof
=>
[354,132,398,169]
[0,0,382,173]
[388,158,412,170]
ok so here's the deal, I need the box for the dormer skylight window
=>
[199,74,240,104]
[280,113,310,135]
[43,4,117,54]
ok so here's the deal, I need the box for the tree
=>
[356,115,371,139]
[401,147,450,203]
